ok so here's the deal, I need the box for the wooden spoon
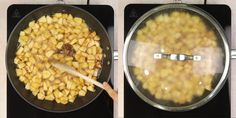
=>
[51,61,104,89]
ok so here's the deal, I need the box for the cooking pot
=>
[123,3,236,111]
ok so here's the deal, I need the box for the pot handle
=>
[114,50,118,60]
[231,49,236,59]
[153,53,201,61]
[173,0,182,3]
[57,0,65,4]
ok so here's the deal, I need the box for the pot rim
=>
[123,3,230,111]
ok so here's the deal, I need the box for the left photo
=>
[6,3,116,118]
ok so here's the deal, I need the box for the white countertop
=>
[0,0,235,118]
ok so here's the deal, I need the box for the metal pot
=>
[123,3,236,111]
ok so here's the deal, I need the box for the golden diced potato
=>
[14,58,19,64]
[16,47,24,55]
[29,21,35,28]
[45,50,54,58]
[74,17,83,25]
[70,39,77,45]
[46,15,53,24]
[80,62,88,69]
[42,70,51,79]
[79,46,87,52]
[68,95,76,103]
[72,62,79,68]
[78,56,86,63]
[54,13,62,18]
[20,31,25,36]
[19,76,26,82]
[38,16,47,23]
[78,90,86,96]
[95,54,103,60]
[45,94,55,101]
[25,83,31,90]
[87,55,95,60]
[32,90,39,96]
[57,34,64,40]
[87,41,95,47]
[37,92,45,100]
[28,57,36,63]
[94,35,100,41]
[18,63,26,68]
[49,76,55,81]
[88,62,95,69]
[88,85,95,92]
[16,69,23,76]
[78,38,85,45]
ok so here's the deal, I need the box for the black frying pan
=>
[6,4,112,113]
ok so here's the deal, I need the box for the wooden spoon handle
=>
[51,61,104,89]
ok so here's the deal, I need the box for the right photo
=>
[123,2,233,118]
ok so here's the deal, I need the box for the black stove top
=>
[7,4,114,118]
[124,4,231,118]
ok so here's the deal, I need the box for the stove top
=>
[7,4,114,118]
[124,4,231,118]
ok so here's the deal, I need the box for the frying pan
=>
[6,4,113,113]
[123,3,235,111]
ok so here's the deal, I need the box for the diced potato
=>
[88,62,95,69]
[45,94,54,101]
[20,31,25,36]
[16,47,24,55]
[87,41,95,47]
[49,76,55,81]
[74,17,83,25]
[87,55,95,60]
[72,62,79,68]
[19,76,26,82]
[78,90,86,96]
[18,63,26,68]
[42,70,51,79]
[70,39,77,45]
[94,36,100,41]
[45,50,54,58]
[38,16,47,23]
[57,34,64,40]
[37,92,45,100]
[14,58,19,64]
[25,83,31,90]
[16,69,23,76]
[29,21,35,28]
[32,90,39,96]
[54,13,62,18]
[28,57,36,63]
[80,62,88,68]
[78,38,85,45]
[88,85,95,92]
[46,15,53,24]
[68,95,76,103]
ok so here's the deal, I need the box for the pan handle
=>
[114,50,118,60]
[153,53,201,61]
[231,49,236,59]
[57,0,65,4]
[173,0,182,3]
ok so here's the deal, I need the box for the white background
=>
[0,0,235,118]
